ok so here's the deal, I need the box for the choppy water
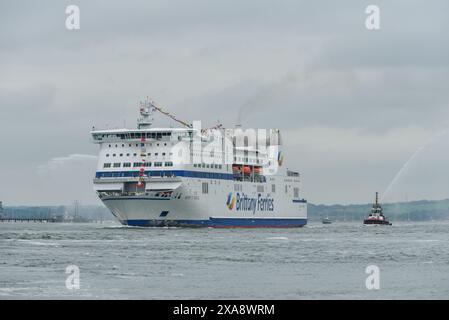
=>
[1,221,449,299]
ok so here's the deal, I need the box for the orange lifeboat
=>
[243,166,251,174]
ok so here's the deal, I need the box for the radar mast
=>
[137,97,155,129]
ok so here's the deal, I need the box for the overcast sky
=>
[1,0,449,206]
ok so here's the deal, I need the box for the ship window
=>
[106,154,109,157]
[154,162,162,167]
[201,163,205,168]
[119,154,123,157]
[206,164,210,168]
[257,185,264,193]
[155,153,158,156]
[144,162,151,167]
[219,165,222,169]
[113,154,116,157]
[202,182,209,194]
[113,163,121,168]
[293,187,299,198]
[164,143,167,146]
[108,144,111,148]
[285,185,288,193]
[123,163,131,168]
[272,184,276,193]
[126,153,130,156]
[103,163,111,168]
[148,153,151,156]
[122,144,124,147]
[133,153,137,156]
[165,162,173,167]
[133,162,142,167]
[162,153,166,156]
[234,184,242,192]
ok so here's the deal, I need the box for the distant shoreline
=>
[2,198,449,222]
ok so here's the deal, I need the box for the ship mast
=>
[372,191,383,216]
[137,98,155,129]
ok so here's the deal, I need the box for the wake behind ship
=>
[91,99,307,228]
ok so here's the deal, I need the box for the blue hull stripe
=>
[123,218,307,228]
[103,197,170,201]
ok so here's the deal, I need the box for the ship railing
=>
[93,175,182,183]
[98,190,175,198]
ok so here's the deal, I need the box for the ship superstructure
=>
[91,98,307,227]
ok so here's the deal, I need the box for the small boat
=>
[322,216,332,224]
[363,192,392,226]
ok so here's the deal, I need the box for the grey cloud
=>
[0,1,448,204]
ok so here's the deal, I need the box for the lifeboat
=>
[232,165,242,173]
[253,167,262,174]
[243,166,251,174]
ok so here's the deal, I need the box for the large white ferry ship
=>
[91,99,307,227]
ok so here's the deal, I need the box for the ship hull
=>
[100,181,307,228]
[119,218,307,228]
[363,219,392,225]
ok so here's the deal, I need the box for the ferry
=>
[90,98,307,228]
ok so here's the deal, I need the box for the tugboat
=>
[363,192,392,225]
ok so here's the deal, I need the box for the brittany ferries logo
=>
[226,192,274,213]
[226,192,236,210]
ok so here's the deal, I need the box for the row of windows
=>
[193,163,223,169]
[234,184,277,194]
[101,132,175,140]
[103,162,173,168]
[234,156,261,164]
[106,152,173,158]
[108,142,172,148]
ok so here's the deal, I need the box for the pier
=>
[0,218,58,223]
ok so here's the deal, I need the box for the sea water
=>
[0,221,448,299]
